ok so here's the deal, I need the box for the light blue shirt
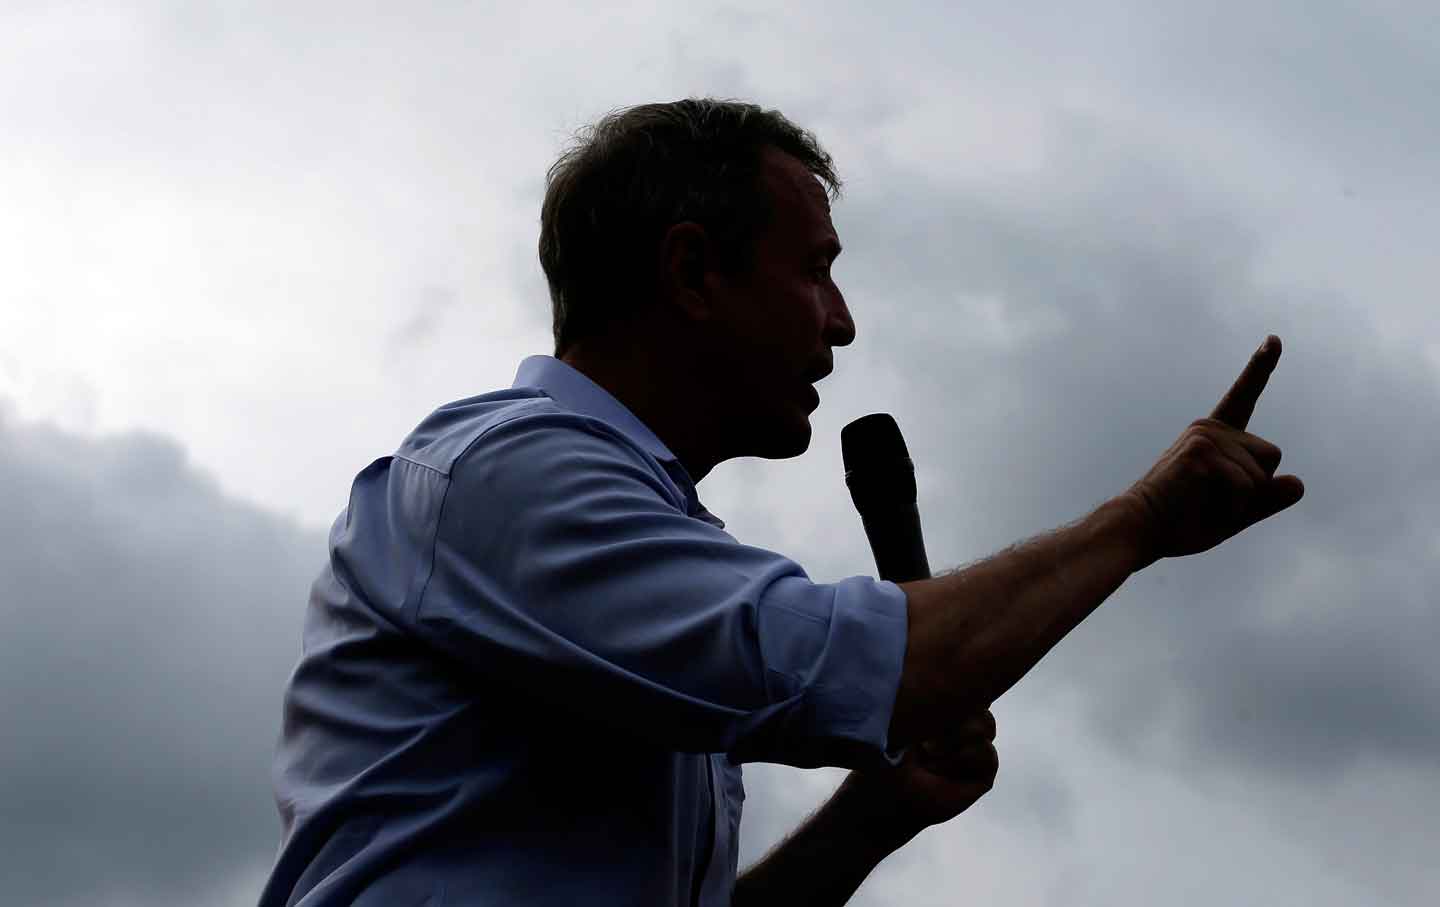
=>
[260,355,910,906]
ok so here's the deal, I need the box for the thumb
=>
[1251,474,1305,523]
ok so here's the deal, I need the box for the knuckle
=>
[1184,432,1219,458]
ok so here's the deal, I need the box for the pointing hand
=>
[1123,336,1306,569]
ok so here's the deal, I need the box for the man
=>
[260,99,1304,906]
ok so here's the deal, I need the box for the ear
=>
[658,222,717,323]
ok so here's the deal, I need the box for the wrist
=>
[1107,493,1158,572]
[832,772,926,850]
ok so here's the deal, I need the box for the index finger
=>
[1210,335,1282,430]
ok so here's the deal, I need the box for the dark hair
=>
[539,98,841,358]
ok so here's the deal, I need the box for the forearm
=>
[889,495,1148,748]
[732,775,917,907]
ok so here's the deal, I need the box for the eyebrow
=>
[816,237,843,260]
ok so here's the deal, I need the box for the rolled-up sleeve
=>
[411,411,910,770]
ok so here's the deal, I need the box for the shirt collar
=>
[512,355,678,462]
[512,356,724,528]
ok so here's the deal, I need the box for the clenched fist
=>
[1124,335,1306,570]
[837,710,999,839]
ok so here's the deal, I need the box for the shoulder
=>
[392,390,550,476]
[396,391,686,512]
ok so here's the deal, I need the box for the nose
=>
[825,287,856,348]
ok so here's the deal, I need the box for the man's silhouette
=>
[259,98,1302,906]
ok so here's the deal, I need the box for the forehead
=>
[757,147,835,233]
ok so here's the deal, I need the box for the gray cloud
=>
[385,284,458,362]
[5,1,1440,904]
[700,98,1439,903]
[833,108,1440,786]
[0,404,319,905]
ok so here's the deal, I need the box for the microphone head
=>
[842,412,917,508]
[842,412,911,475]
[841,412,931,581]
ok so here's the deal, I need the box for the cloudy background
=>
[3,1,1436,904]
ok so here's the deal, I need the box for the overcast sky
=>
[3,2,1437,905]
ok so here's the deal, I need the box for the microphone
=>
[841,413,931,584]
[845,416,999,763]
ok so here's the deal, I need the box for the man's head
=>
[539,99,856,468]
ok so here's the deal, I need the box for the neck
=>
[559,337,724,484]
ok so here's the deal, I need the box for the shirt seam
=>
[762,600,829,626]
[391,453,448,475]
[407,418,508,623]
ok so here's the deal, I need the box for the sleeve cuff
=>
[728,576,911,770]
[809,576,912,770]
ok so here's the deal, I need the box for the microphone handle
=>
[861,502,932,583]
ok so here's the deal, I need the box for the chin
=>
[756,419,812,460]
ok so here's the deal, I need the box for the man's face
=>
[704,148,856,459]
